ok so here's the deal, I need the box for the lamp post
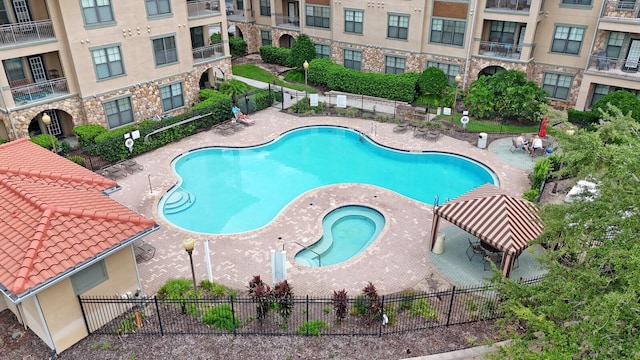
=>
[41,112,56,153]
[452,74,462,122]
[303,60,309,100]
[182,236,201,321]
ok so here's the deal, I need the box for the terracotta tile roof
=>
[0,139,157,300]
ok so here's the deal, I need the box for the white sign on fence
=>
[443,107,451,116]
[337,95,347,108]
[310,94,319,106]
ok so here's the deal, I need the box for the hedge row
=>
[76,90,232,163]
[307,59,418,102]
[259,45,293,67]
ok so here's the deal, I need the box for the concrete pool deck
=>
[109,109,541,296]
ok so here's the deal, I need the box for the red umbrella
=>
[538,115,548,137]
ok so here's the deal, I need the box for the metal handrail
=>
[143,112,211,144]
[283,241,321,266]
[147,173,194,204]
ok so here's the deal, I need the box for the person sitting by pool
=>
[515,134,528,151]
[231,105,251,121]
[529,135,543,155]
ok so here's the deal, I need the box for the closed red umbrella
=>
[538,115,548,137]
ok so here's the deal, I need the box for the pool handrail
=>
[283,241,321,267]
[148,173,195,204]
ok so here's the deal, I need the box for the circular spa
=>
[158,126,499,234]
[294,206,385,267]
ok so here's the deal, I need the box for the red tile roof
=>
[0,139,157,299]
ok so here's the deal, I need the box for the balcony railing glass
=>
[275,14,300,29]
[187,0,221,19]
[192,42,225,63]
[11,78,69,104]
[485,0,531,12]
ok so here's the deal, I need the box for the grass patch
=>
[232,64,315,93]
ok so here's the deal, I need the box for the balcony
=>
[0,20,55,47]
[586,54,640,79]
[228,8,252,22]
[187,0,221,19]
[485,0,531,12]
[192,42,225,64]
[275,14,300,30]
[10,78,69,105]
[478,40,523,60]
[602,0,640,19]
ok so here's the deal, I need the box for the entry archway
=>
[478,66,506,78]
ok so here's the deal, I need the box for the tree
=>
[288,34,316,69]
[464,70,548,121]
[415,67,450,109]
[493,108,640,359]
[590,90,640,123]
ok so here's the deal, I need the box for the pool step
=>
[164,189,195,214]
[295,253,320,267]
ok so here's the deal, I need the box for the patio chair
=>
[121,159,143,173]
[104,164,127,179]
[597,51,609,70]
[466,238,487,262]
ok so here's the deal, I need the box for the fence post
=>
[306,295,309,335]
[154,296,164,336]
[281,86,285,111]
[77,295,91,335]
[378,295,385,337]
[446,286,456,326]
[230,295,237,336]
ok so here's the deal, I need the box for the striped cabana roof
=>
[430,184,543,277]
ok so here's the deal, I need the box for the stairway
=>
[163,188,195,214]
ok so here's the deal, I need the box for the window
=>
[551,26,584,55]
[260,0,271,16]
[542,73,573,100]
[590,84,610,106]
[153,36,178,66]
[92,46,124,80]
[606,32,624,58]
[81,0,114,25]
[315,44,330,59]
[427,61,462,84]
[146,0,171,16]
[71,261,108,295]
[345,9,363,34]
[489,21,516,43]
[236,0,244,10]
[344,49,362,70]
[617,0,635,9]
[261,30,272,45]
[160,83,184,111]
[104,97,134,128]
[430,19,466,46]
[3,58,25,82]
[387,14,409,40]
[561,0,592,5]
[306,5,330,29]
[385,55,405,74]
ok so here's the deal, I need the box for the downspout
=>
[462,0,480,89]
[32,295,56,352]
[584,0,607,72]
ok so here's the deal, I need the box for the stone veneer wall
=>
[271,28,300,49]
[235,22,263,54]
[529,63,583,110]
[5,59,232,140]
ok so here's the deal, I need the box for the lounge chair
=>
[104,164,127,179]
[121,159,143,173]
[236,116,255,126]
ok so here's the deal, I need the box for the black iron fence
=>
[79,276,542,337]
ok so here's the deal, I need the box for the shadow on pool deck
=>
[429,225,548,287]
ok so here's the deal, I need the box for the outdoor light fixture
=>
[182,236,201,321]
[41,112,56,153]
[303,60,309,99]
[452,74,462,121]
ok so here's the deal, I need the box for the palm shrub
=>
[218,79,251,98]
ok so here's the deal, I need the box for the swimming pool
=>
[295,205,385,267]
[159,126,499,234]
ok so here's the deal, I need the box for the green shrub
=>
[157,279,193,298]
[295,320,328,337]
[399,289,415,311]
[523,189,539,202]
[118,311,144,335]
[229,36,247,57]
[30,134,58,151]
[306,58,333,87]
[417,67,448,97]
[259,45,292,66]
[351,295,367,316]
[532,157,551,190]
[210,33,222,44]
[0,138,8,145]
[408,299,438,321]
[202,304,241,331]
[67,155,86,167]
[73,124,107,147]
[287,34,316,69]
[567,109,599,129]
[591,90,640,122]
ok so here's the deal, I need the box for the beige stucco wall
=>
[38,247,140,353]
[19,296,53,349]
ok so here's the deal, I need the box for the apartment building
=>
[0,0,232,142]
[227,0,640,112]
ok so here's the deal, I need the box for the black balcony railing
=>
[192,43,225,63]
[11,78,69,104]
[587,54,640,75]
[479,40,522,60]
[0,20,55,46]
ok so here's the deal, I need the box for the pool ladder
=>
[283,241,322,267]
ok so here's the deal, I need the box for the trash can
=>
[477,132,488,149]
[433,232,446,254]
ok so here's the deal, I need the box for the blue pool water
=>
[160,126,498,234]
[294,206,385,267]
